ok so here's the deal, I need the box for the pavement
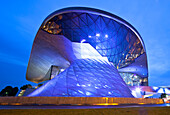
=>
[0,103,170,109]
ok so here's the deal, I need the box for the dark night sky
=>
[0,0,170,90]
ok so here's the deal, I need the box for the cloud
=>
[15,15,40,38]
[0,52,27,67]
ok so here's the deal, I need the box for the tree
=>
[20,84,32,90]
[38,84,43,87]
[12,87,19,96]
[0,86,19,96]
[161,93,167,98]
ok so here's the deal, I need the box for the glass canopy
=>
[42,12,144,69]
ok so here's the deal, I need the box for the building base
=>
[0,97,163,105]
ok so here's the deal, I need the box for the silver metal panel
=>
[26,30,76,83]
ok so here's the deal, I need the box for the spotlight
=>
[81,39,86,43]
[135,87,141,92]
[96,33,100,37]
[105,34,108,38]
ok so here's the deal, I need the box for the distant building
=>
[26,7,148,97]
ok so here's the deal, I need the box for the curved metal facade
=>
[27,7,148,97]
[29,58,133,97]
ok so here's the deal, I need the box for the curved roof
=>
[42,7,145,51]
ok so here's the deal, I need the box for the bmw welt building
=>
[26,7,148,97]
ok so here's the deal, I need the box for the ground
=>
[1,107,170,115]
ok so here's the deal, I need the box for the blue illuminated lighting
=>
[95,86,99,89]
[135,87,141,92]
[105,34,108,38]
[165,104,170,107]
[96,33,100,37]
[77,83,80,86]
[88,35,92,38]
[86,92,91,96]
[82,84,86,87]
[131,90,137,97]
[28,58,133,97]
[78,90,84,94]
[81,39,86,43]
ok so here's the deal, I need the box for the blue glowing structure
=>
[26,7,149,97]
[40,7,148,86]
[29,58,133,97]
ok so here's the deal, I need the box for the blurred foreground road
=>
[0,103,170,109]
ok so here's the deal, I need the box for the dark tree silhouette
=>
[0,86,18,96]
[38,84,43,87]
[20,84,32,90]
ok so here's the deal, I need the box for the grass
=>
[1,107,170,115]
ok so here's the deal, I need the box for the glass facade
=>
[119,72,148,86]
[42,12,144,69]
